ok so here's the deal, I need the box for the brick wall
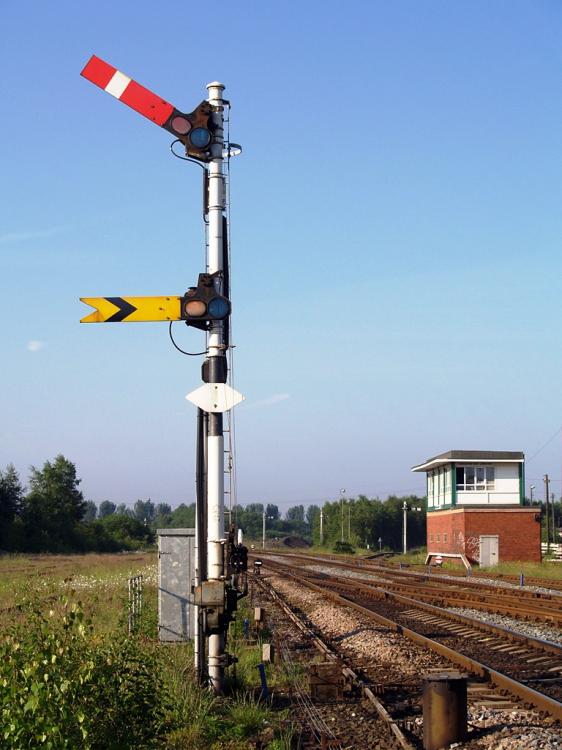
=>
[427,511,465,554]
[464,509,541,563]
[427,508,541,563]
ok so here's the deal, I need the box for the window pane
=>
[476,467,485,483]
[456,467,464,487]
[465,467,475,486]
[486,467,495,482]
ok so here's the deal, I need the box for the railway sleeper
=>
[259,558,562,722]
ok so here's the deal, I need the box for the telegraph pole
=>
[544,474,550,553]
[552,491,556,546]
[320,508,324,546]
[340,488,346,543]
[262,510,266,549]
[403,501,408,555]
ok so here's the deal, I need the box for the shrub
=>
[332,540,355,554]
[0,592,165,749]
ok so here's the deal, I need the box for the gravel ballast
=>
[267,571,562,750]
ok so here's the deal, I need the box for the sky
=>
[1,1,561,510]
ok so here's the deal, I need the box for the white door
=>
[479,535,499,567]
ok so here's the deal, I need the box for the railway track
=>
[253,575,414,749]
[376,558,562,593]
[262,551,562,627]
[256,554,562,722]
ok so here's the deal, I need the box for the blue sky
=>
[1,1,561,509]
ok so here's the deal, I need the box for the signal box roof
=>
[411,450,524,473]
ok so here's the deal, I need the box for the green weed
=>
[0,592,165,749]
[226,694,271,738]
[0,556,294,749]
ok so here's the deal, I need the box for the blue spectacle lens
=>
[208,297,229,319]
[190,128,211,148]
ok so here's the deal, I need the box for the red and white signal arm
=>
[81,55,214,160]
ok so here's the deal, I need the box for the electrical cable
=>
[168,322,208,356]
[168,139,210,356]
[169,139,207,169]
[527,425,562,463]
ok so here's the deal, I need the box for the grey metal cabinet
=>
[157,528,195,641]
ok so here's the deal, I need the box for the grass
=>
[384,550,428,565]
[478,560,562,580]
[0,551,155,611]
[376,551,562,581]
[0,553,294,749]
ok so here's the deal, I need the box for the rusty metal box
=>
[193,580,225,607]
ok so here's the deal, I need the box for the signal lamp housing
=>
[164,100,214,162]
[181,273,231,330]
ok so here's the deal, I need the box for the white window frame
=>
[456,465,495,492]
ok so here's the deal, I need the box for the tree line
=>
[311,495,427,551]
[0,457,328,553]
[231,499,427,552]
[1,455,434,554]
[0,456,155,553]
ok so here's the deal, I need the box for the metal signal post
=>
[80,60,246,696]
[205,81,228,693]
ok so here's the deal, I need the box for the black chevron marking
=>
[105,297,137,322]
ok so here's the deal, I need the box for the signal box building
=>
[411,450,541,566]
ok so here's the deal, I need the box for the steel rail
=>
[319,573,562,656]
[345,579,562,626]
[373,558,562,592]
[363,564,562,606]
[255,575,415,750]
[261,551,562,625]
[266,551,562,602]
[259,558,562,722]
[257,556,562,657]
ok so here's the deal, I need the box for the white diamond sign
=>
[186,383,245,413]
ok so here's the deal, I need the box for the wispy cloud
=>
[0,227,66,245]
[27,340,46,352]
[246,393,290,409]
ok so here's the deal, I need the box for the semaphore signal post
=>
[80,56,247,695]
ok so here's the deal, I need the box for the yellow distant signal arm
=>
[80,296,182,323]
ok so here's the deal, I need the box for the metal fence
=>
[128,574,143,635]
[541,542,562,560]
